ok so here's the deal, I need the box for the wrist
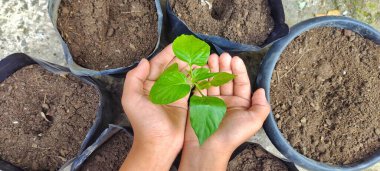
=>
[179,141,234,171]
[120,138,181,171]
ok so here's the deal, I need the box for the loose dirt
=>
[228,144,289,171]
[271,28,380,165]
[57,0,158,70]
[0,65,99,170]
[171,0,274,45]
[80,130,132,171]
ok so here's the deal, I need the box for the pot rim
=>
[256,16,380,171]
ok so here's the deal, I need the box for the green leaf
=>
[190,95,227,145]
[192,68,217,83]
[172,35,210,66]
[163,63,179,74]
[149,69,191,104]
[197,80,211,90]
[210,72,235,86]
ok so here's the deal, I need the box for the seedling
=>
[149,35,235,144]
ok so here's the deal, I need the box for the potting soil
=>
[271,27,380,165]
[80,130,132,171]
[171,0,274,45]
[0,65,99,170]
[57,0,158,70]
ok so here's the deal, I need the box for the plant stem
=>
[189,64,204,97]
[195,85,205,97]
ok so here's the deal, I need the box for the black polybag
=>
[47,0,164,76]
[0,53,119,170]
[166,0,289,54]
[67,124,133,171]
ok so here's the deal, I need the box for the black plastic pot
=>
[0,53,118,170]
[256,16,380,171]
[66,124,133,171]
[166,0,289,54]
[47,0,163,76]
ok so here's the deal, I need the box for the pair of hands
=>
[120,45,270,171]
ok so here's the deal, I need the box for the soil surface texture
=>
[271,28,380,165]
[0,65,99,170]
[228,144,289,171]
[57,0,158,70]
[171,0,274,45]
[80,130,132,171]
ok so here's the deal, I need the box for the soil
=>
[0,65,99,170]
[228,144,289,171]
[271,28,380,165]
[171,0,274,46]
[57,0,158,70]
[80,130,132,171]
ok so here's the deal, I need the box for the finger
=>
[207,54,220,96]
[231,56,251,100]
[122,59,150,101]
[148,44,175,80]
[143,80,154,95]
[219,53,233,96]
[248,88,271,125]
[221,96,251,109]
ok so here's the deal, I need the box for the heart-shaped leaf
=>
[173,35,210,66]
[149,66,191,104]
[192,68,217,83]
[190,95,227,145]
[210,72,235,86]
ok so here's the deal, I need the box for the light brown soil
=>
[171,0,274,45]
[57,0,158,70]
[0,65,99,170]
[271,28,380,165]
[228,144,289,171]
[80,130,132,171]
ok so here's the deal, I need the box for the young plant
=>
[149,35,235,145]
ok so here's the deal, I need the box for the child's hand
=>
[179,53,271,171]
[120,44,188,171]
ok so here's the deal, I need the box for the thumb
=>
[248,88,271,124]
[122,58,150,100]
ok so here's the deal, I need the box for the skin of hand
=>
[120,44,189,171]
[178,53,271,171]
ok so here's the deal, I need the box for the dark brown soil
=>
[271,28,380,165]
[80,130,132,171]
[57,0,158,70]
[228,144,289,171]
[171,0,274,45]
[0,65,99,170]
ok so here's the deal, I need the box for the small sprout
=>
[40,112,51,122]
[149,35,235,145]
